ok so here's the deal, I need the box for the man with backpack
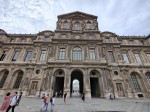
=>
[40,94,49,111]
[6,92,18,112]
[50,95,55,112]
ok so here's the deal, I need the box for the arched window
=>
[72,47,82,60]
[130,73,141,92]
[0,71,9,88]
[86,21,93,29]
[74,22,80,30]
[63,21,69,29]
[146,72,150,85]
[13,71,23,89]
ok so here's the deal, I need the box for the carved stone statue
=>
[33,48,38,59]
[93,21,98,30]
[56,21,62,30]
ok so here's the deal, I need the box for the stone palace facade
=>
[0,11,150,98]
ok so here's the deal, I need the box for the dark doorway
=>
[54,77,64,97]
[90,78,100,97]
[70,70,83,97]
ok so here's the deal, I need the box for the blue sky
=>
[0,0,150,35]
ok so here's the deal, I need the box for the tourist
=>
[50,95,55,112]
[6,92,18,112]
[64,92,67,103]
[82,93,85,102]
[41,94,49,111]
[0,92,11,111]
[16,92,23,106]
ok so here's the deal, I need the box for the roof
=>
[58,11,97,19]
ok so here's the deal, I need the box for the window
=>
[0,71,9,88]
[13,71,23,89]
[0,49,8,61]
[63,22,69,29]
[146,53,150,61]
[146,72,150,85]
[59,48,65,60]
[134,53,142,64]
[122,53,129,63]
[89,35,93,39]
[131,73,141,92]
[40,50,46,61]
[74,23,80,30]
[44,36,49,41]
[61,34,66,39]
[24,51,32,61]
[116,83,123,91]
[12,51,20,61]
[108,51,115,62]
[72,47,82,60]
[89,49,96,60]
[86,22,93,29]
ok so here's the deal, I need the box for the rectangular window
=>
[24,51,32,61]
[122,53,129,63]
[12,51,20,61]
[59,48,65,60]
[108,51,115,62]
[63,23,69,29]
[40,50,46,61]
[146,53,150,61]
[0,49,8,61]
[74,23,80,30]
[89,49,96,60]
[134,53,142,64]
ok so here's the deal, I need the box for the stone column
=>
[18,47,26,61]
[83,69,91,98]
[140,50,148,64]
[128,49,135,63]
[5,48,14,62]
[64,68,71,97]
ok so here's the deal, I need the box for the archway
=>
[70,70,83,97]
[90,70,100,97]
[53,69,64,97]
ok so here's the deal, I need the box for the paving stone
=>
[0,97,150,112]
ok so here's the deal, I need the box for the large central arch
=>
[70,69,83,97]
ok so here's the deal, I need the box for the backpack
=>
[50,97,53,102]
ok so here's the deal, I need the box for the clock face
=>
[75,35,80,39]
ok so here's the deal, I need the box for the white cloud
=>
[0,0,150,35]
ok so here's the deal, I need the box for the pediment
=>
[58,11,97,20]
[101,31,117,37]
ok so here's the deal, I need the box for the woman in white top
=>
[6,92,18,112]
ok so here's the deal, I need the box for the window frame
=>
[59,48,66,60]
[39,50,47,61]
[12,50,20,61]
[108,51,115,63]
[72,47,82,61]
[89,48,96,60]
[24,51,32,61]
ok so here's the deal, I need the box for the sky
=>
[0,0,150,36]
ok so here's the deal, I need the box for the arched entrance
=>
[70,70,83,97]
[90,70,101,97]
[53,69,64,97]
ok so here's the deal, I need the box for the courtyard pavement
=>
[0,96,150,112]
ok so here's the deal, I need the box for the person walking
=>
[16,92,23,106]
[50,95,55,112]
[0,92,11,111]
[64,92,67,104]
[6,92,18,112]
[40,94,49,111]
[82,93,85,102]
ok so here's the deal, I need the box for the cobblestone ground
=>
[0,96,150,112]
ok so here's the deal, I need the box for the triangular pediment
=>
[58,11,97,20]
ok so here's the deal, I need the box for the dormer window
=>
[63,21,69,29]
[74,22,80,30]
[86,22,93,29]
